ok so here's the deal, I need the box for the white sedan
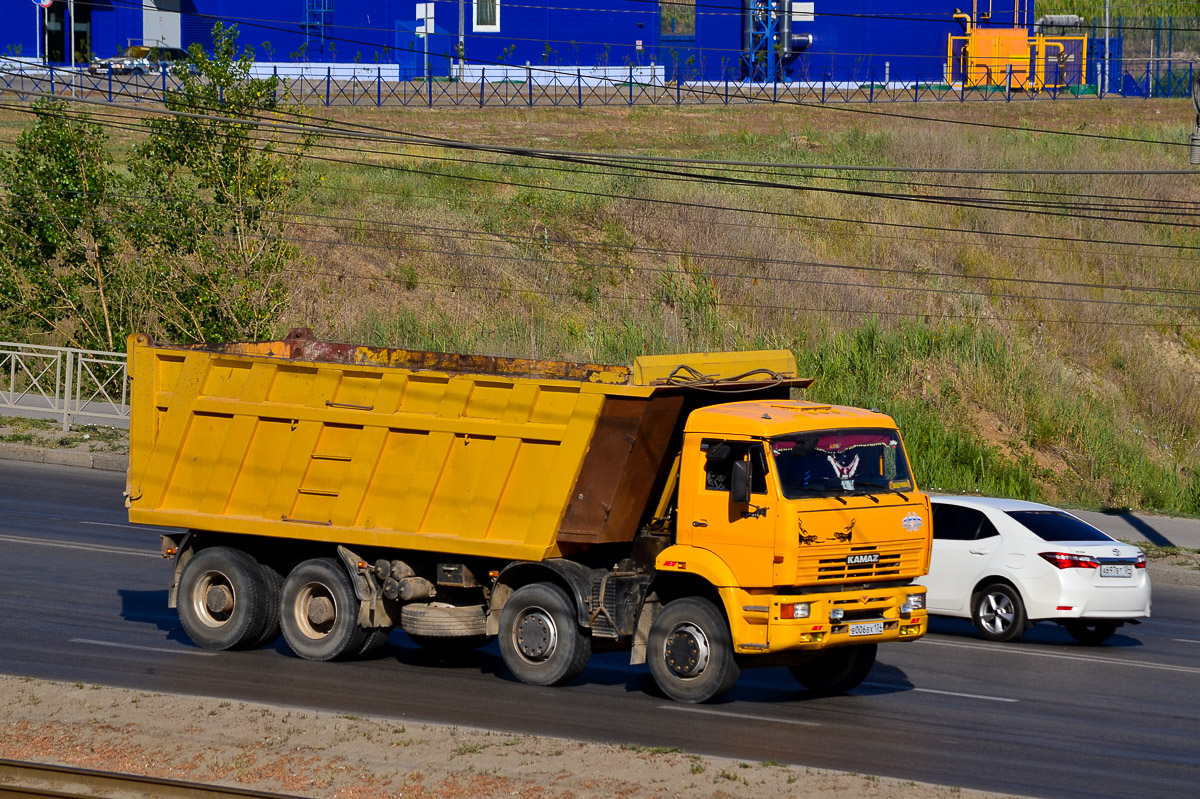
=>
[915,496,1151,644]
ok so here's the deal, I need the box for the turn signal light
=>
[1038,552,1100,569]
[780,602,811,619]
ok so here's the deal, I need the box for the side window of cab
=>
[701,439,769,494]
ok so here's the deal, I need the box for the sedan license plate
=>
[1100,564,1133,578]
[849,621,884,637]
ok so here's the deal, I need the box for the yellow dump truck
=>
[126,329,931,702]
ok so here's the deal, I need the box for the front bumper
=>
[722,584,927,655]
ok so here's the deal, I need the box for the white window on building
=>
[474,1,500,32]
[793,2,815,24]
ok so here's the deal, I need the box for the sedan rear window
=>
[1006,511,1113,542]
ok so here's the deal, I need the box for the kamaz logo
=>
[846,553,880,565]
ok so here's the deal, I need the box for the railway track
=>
[0,759,304,799]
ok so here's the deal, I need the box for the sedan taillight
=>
[1135,553,1147,569]
[1038,552,1101,569]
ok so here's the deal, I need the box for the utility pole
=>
[458,0,465,80]
[68,0,75,71]
[1104,0,1110,95]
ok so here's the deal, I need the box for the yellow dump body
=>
[126,331,805,563]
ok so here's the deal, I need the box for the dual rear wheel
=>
[178,550,384,660]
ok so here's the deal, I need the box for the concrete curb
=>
[0,442,127,472]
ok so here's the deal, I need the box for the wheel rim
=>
[663,622,711,679]
[980,592,1014,634]
[190,570,236,629]
[293,582,338,640]
[513,605,558,663]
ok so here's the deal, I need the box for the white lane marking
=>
[0,533,157,558]
[922,638,1200,675]
[1173,639,1200,644]
[861,682,1018,703]
[664,705,819,727]
[79,520,139,529]
[71,638,216,657]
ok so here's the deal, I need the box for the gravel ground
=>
[0,672,1019,799]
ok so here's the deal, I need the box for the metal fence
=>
[0,342,129,431]
[0,59,1193,108]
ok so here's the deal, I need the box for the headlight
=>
[905,592,925,611]
[779,602,810,619]
[829,608,844,622]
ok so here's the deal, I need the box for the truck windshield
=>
[771,428,913,499]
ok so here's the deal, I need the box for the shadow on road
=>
[929,615,1144,648]
[117,588,196,645]
[1099,508,1174,547]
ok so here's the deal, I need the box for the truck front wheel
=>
[647,597,740,703]
[280,558,368,661]
[178,547,271,651]
[788,643,877,696]
[498,583,590,686]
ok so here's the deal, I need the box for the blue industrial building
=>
[3,1,660,79]
[2,1,1098,86]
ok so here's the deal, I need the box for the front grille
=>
[796,541,926,584]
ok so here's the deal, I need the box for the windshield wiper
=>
[792,485,847,504]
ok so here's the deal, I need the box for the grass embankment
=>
[1,100,1197,513]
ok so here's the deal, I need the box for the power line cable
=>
[9,178,1200,296]
[6,205,1200,318]
[5,94,1198,262]
[2,85,1193,232]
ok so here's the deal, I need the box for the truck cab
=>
[645,400,930,699]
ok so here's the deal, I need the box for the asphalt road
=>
[1,460,1198,799]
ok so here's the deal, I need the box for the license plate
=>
[849,622,884,637]
[1100,564,1133,578]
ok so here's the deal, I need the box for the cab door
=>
[688,439,777,588]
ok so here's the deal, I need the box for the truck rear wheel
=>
[178,547,271,651]
[788,643,877,696]
[252,564,284,648]
[498,583,590,686]
[647,597,740,703]
[280,558,367,661]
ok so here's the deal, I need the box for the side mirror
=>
[731,459,751,505]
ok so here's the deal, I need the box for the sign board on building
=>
[416,3,434,37]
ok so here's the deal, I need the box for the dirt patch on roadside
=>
[0,416,128,454]
[0,675,1019,799]
[1141,547,1200,588]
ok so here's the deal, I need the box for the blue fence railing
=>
[0,61,1193,108]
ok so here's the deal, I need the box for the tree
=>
[0,23,316,349]
[0,101,132,350]
[130,22,316,342]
